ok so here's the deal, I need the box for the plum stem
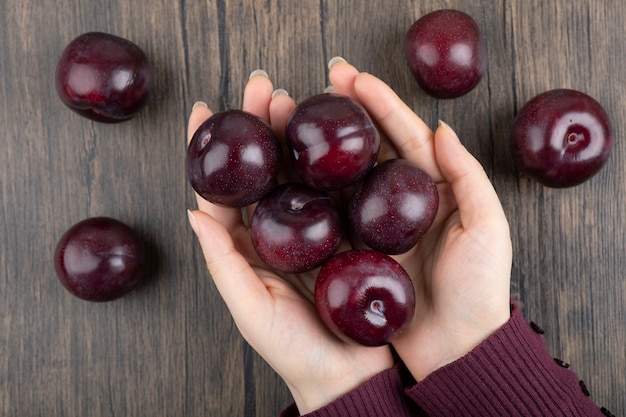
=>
[370,300,385,317]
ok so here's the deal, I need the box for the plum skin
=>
[510,89,613,188]
[285,93,380,191]
[349,159,439,255]
[53,217,145,302]
[251,183,342,273]
[405,9,487,99]
[186,109,282,208]
[55,32,153,123]
[315,249,415,347]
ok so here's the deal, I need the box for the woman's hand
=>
[186,70,394,414]
[328,59,513,382]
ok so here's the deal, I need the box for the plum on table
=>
[54,217,145,302]
[405,9,487,99]
[510,89,613,188]
[55,32,153,123]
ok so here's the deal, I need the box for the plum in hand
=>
[55,32,153,123]
[510,89,613,188]
[405,9,487,99]
[315,249,415,346]
[186,109,282,207]
[53,217,145,302]
[285,93,380,191]
[251,183,342,273]
[349,159,439,254]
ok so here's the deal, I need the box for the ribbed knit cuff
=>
[406,304,603,417]
[279,365,418,417]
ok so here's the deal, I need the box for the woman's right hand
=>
[328,59,513,382]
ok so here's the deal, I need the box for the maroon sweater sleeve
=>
[405,303,604,416]
[278,364,422,417]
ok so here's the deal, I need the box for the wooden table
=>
[1,1,624,415]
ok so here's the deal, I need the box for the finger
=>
[187,209,271,320]
[327,57,359,99]
[187,102,245,231]
[241,71,275,223]
[353,73,443,182]
[241,88,297,223]
[269,88,296,139]
[327,58,400,164]
[243,69,274,123]
[187,101,213,143]
[435,121,508,229]
[267,88,302,187]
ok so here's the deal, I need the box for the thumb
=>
[187,209,270,315]
[434,121,508,230]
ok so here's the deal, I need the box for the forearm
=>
[405,303,604,416]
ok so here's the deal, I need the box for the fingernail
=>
[249,69,269,80]
[187,209,199,235]
[324,85,336,93]
[272,88,289,98]
[328,56,347,70]
[192,101,208,111]
[438,119,461,143]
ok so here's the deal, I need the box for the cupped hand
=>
[186,71,394,413]
[328,59,512,381]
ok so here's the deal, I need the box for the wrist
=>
[282,364,416,417]
[398,304,512,382]
[286,357,395,414]
[287,382,345,414]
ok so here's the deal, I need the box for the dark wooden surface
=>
[1,1,624,415]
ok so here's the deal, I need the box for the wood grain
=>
[0,0,623,415]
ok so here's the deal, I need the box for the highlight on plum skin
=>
[53,217,146,302]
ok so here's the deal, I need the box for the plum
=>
[55,32,153,123]
[285,93,380,191]
[349,159,438,254]
[53,217,145,302]
[510,89,613,187]
[251,183,342,273]
[315,249,415,346]
[186,109,282,207]
[405,9,487,99]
